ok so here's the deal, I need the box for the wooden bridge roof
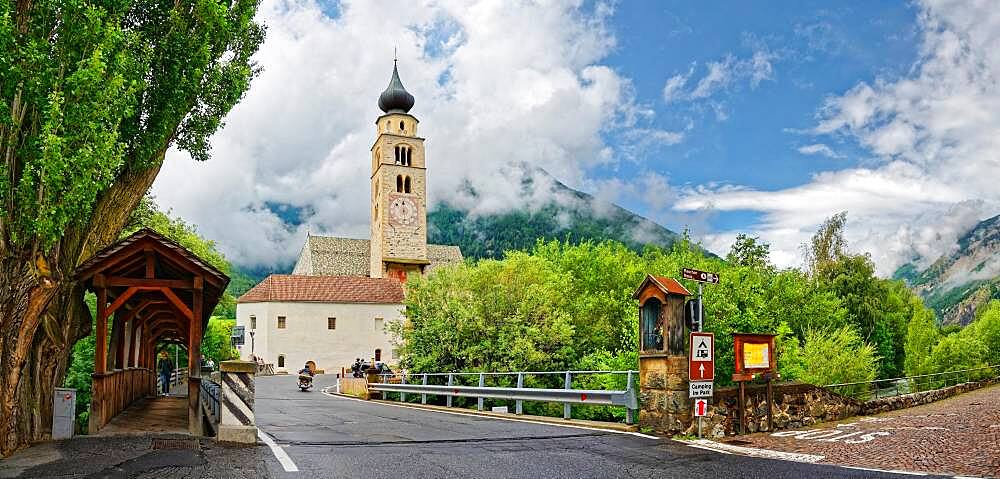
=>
[75,228,230,338]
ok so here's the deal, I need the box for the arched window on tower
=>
[404,176,411,193]
[393,146,400,164]
[399,120,405,133]
[396,175,403,192]
[405,147,412,166]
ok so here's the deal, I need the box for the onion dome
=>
[378,61,415,114]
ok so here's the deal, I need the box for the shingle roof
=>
[291,235,463,276]
[632,274,691,299]
[237,274,405,304]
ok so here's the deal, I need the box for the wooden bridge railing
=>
[89,368,155,433]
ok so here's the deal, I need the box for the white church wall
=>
[236,301,403,374]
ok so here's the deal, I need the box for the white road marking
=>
[258,429,299,472]
[320,386,660,440]
[682,439,825,463]
[842,466,927,476]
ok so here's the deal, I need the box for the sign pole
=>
[697,282,703,438]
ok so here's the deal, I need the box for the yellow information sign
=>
[743,342,770,369]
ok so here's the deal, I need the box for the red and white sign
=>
[689,332,715,381]
[694,399,708,417]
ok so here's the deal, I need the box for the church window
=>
[404,147,411,166]
[328,317,336,330]
[375,348,382,362]
[278,355,285,368]
[396,175,403,192]
[394,146,400,164]
[404,176,411,193]
[277,316,286,329]
[399,120,405,132]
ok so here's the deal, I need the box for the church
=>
[235,62,463,374]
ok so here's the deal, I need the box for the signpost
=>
[683,268,719,438]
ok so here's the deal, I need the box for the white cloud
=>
[797,143,843,158]
[152,0,651,268]
[676,0,1000,274]
[662,47,777,105]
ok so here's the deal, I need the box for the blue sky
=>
[602,1,919,231]
[152,0,1000,275]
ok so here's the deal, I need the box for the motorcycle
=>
[298,373,314,391]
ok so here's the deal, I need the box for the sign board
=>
[231,325,245,346]
[693,398,708,417]
[689,332,715,381]
[682,267,720,284]
[733,333,777,375]
[689,381,713,398]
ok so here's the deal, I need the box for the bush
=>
[798,326,878,396]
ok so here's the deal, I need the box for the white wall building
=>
[235,275,405,373]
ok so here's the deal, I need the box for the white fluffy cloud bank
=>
[152,0,659,268]
[676,0,1000,274]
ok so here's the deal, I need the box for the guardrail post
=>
[447,374,453,408]
[216,360,256,444]
[478,373,485,411]
[421,374,428,404]
[563,372,571,419]
[401,374,407,403]
[625,371,635,425]
[515,373,524,415]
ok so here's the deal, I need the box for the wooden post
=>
[188,278,204,435]
[95,284,107,374]
[766,378,774,432]
[738,380,746,435]
[111,312,126,370]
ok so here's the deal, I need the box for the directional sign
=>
[689,332,715,381]
[231,325,245,345]
[693,399,708,417]
[682,267,720,284]
[689,381,713,398]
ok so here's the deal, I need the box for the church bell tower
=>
[370,61,429,281]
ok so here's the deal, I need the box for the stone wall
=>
[861,377,998,415]
[639,355,690,434]
[690,382,861,438]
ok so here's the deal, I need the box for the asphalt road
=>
[255,375,948,479]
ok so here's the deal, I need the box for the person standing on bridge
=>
[158,350,173,396]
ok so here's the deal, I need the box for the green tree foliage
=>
[807,213,912,379]
[904,297,941,377]
[968,301,1000,366]
[798,326,878,394]
[201,318,239,364]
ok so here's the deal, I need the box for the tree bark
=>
[0,161,161,457]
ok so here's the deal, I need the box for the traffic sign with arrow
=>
[693,399,708,417]
[688,332,714,381]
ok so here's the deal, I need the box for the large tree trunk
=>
[0,162,161,457]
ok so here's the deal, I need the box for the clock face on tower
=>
[388,195,418,226]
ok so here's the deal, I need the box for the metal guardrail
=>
[368,370,639,424]
[823,365,1000,401]
[200,379,221,432]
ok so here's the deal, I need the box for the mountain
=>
[894,214,1000,326]
[427,168,692,260]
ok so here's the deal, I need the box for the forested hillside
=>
[895,214,1000,326]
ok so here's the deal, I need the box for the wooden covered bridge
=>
[75,229,229,434]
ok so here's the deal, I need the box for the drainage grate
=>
[151,438,200,450]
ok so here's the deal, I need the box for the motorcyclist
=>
[298,363,314,376]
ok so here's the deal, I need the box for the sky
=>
[152,0,1000,275]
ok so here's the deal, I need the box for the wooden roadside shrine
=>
[75,229,229,435]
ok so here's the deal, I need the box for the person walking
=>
[157,350,173,396]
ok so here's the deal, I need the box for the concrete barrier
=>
[216,360,257,444]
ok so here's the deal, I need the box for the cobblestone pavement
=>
[729,384,1000,477]
[0,433,270,478]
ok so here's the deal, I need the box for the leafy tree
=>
[903,297,940,377]
[727,234,772,271]
[201,318,239,364]
[805,211,848,275]
[968,301,1000,367]
[0,1,263,453]
[798,326,878,395]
